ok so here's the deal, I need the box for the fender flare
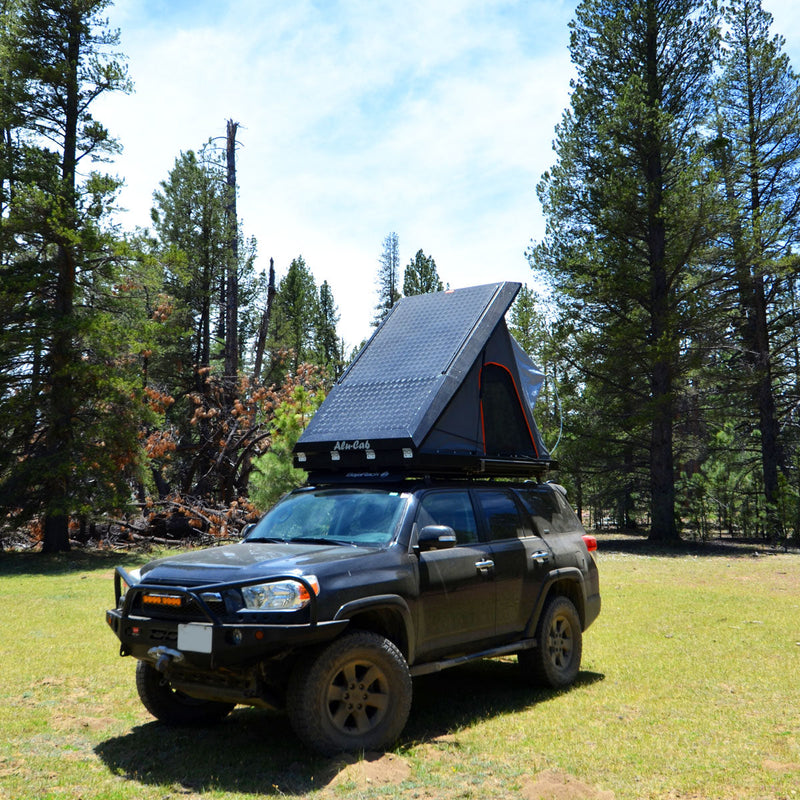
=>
[333,594,417,663]
[525,567,588,638]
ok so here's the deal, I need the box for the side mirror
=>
[417,524,457,552]
[241,522,256,540]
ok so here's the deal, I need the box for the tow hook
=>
[147,646,185,673]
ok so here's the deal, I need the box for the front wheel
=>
[287,630,412,755]
[135,661,234,725]
[519,596,582,688]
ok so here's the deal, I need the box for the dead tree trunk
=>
[253,257,276,381]
[224,119,240,386]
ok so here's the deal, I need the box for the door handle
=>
[530,550,551,564]
[474,559,494,570]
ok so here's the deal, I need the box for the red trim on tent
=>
[479,361,539,458]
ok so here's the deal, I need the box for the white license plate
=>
[177,623,213,653]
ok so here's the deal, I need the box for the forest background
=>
[1,0,799,554]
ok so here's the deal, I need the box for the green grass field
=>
[1,542,798,800]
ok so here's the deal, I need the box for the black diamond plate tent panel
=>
[295,281,553,477]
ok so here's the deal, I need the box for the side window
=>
[473,490,523,541]
[517,487,579,534]
[552,490,583,531]
[417,491,479,545]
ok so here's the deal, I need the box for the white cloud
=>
[96,0,576,347]
[97,0,800,349]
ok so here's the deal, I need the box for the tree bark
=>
[224,119,239,385]
[253,257,276,380]
[42,5,81,553]
[644,1,678,542]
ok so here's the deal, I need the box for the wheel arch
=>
[333,595,415,663]
[527,569,588,636]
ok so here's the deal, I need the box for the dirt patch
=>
[520,769,615,800]
[762,759,800,773]
[51,713,116,734]
[323,751,412,792]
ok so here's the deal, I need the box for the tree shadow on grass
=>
[0,548,148,577]
[595,532,796,558]
[94,660,604,797]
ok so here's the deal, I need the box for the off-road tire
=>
[519,595,582,688]
[287,630,412,755]
[135,661,234,725]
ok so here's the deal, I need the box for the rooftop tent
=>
[294,281,554,479]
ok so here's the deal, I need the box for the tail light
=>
[582,534,597,552]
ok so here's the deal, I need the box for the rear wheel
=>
[519,596,582,688]
[287,630,412,755]
[135,661,234,725]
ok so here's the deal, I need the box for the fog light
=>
[231,628,243,645]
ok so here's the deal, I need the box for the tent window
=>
[480,363,535,457]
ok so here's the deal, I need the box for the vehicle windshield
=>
[245,488,409,547]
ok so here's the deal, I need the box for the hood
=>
[139,541,379,586]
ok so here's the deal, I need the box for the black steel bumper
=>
[106,567,348,670]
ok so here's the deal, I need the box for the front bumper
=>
[106,567,347,670]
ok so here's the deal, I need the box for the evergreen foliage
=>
[314,280,342,378]
[0,0,135,551]
[248,366,326,510]
[533,0,719,542]
[1,0,799,548]
[532,0,800,542]
[710,0,800,537]
[403,249,443,296]
[373,231,401,326]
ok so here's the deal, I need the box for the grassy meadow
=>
[0,540,798,800]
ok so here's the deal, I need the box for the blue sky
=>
[96,0,800,348]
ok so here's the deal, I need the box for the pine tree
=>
[713,0,800,537]
[373,231,401,326]
[151,146,227,381]
[315,280,341,377]
[533,0,718,541]
[403,249,443,296]
[267,256,318,380]
[149,137,262,499]
[0,0,132,551]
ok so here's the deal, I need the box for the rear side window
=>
[516,487,581,535]
[473,490,524,541]
[416,491,479,545]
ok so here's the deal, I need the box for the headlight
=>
[241,576,319,611]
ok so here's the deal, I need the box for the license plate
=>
[177,623,213,653]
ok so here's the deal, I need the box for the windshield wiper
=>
[290,536,350,546]
[245,536,286,543]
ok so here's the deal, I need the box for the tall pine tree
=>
[314,280,341,378]
[713,0,800,537]
[533,0,718,541]
[373,231,401,326]
[0,0,132,551]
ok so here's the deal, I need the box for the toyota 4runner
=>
[106,478,600,754]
